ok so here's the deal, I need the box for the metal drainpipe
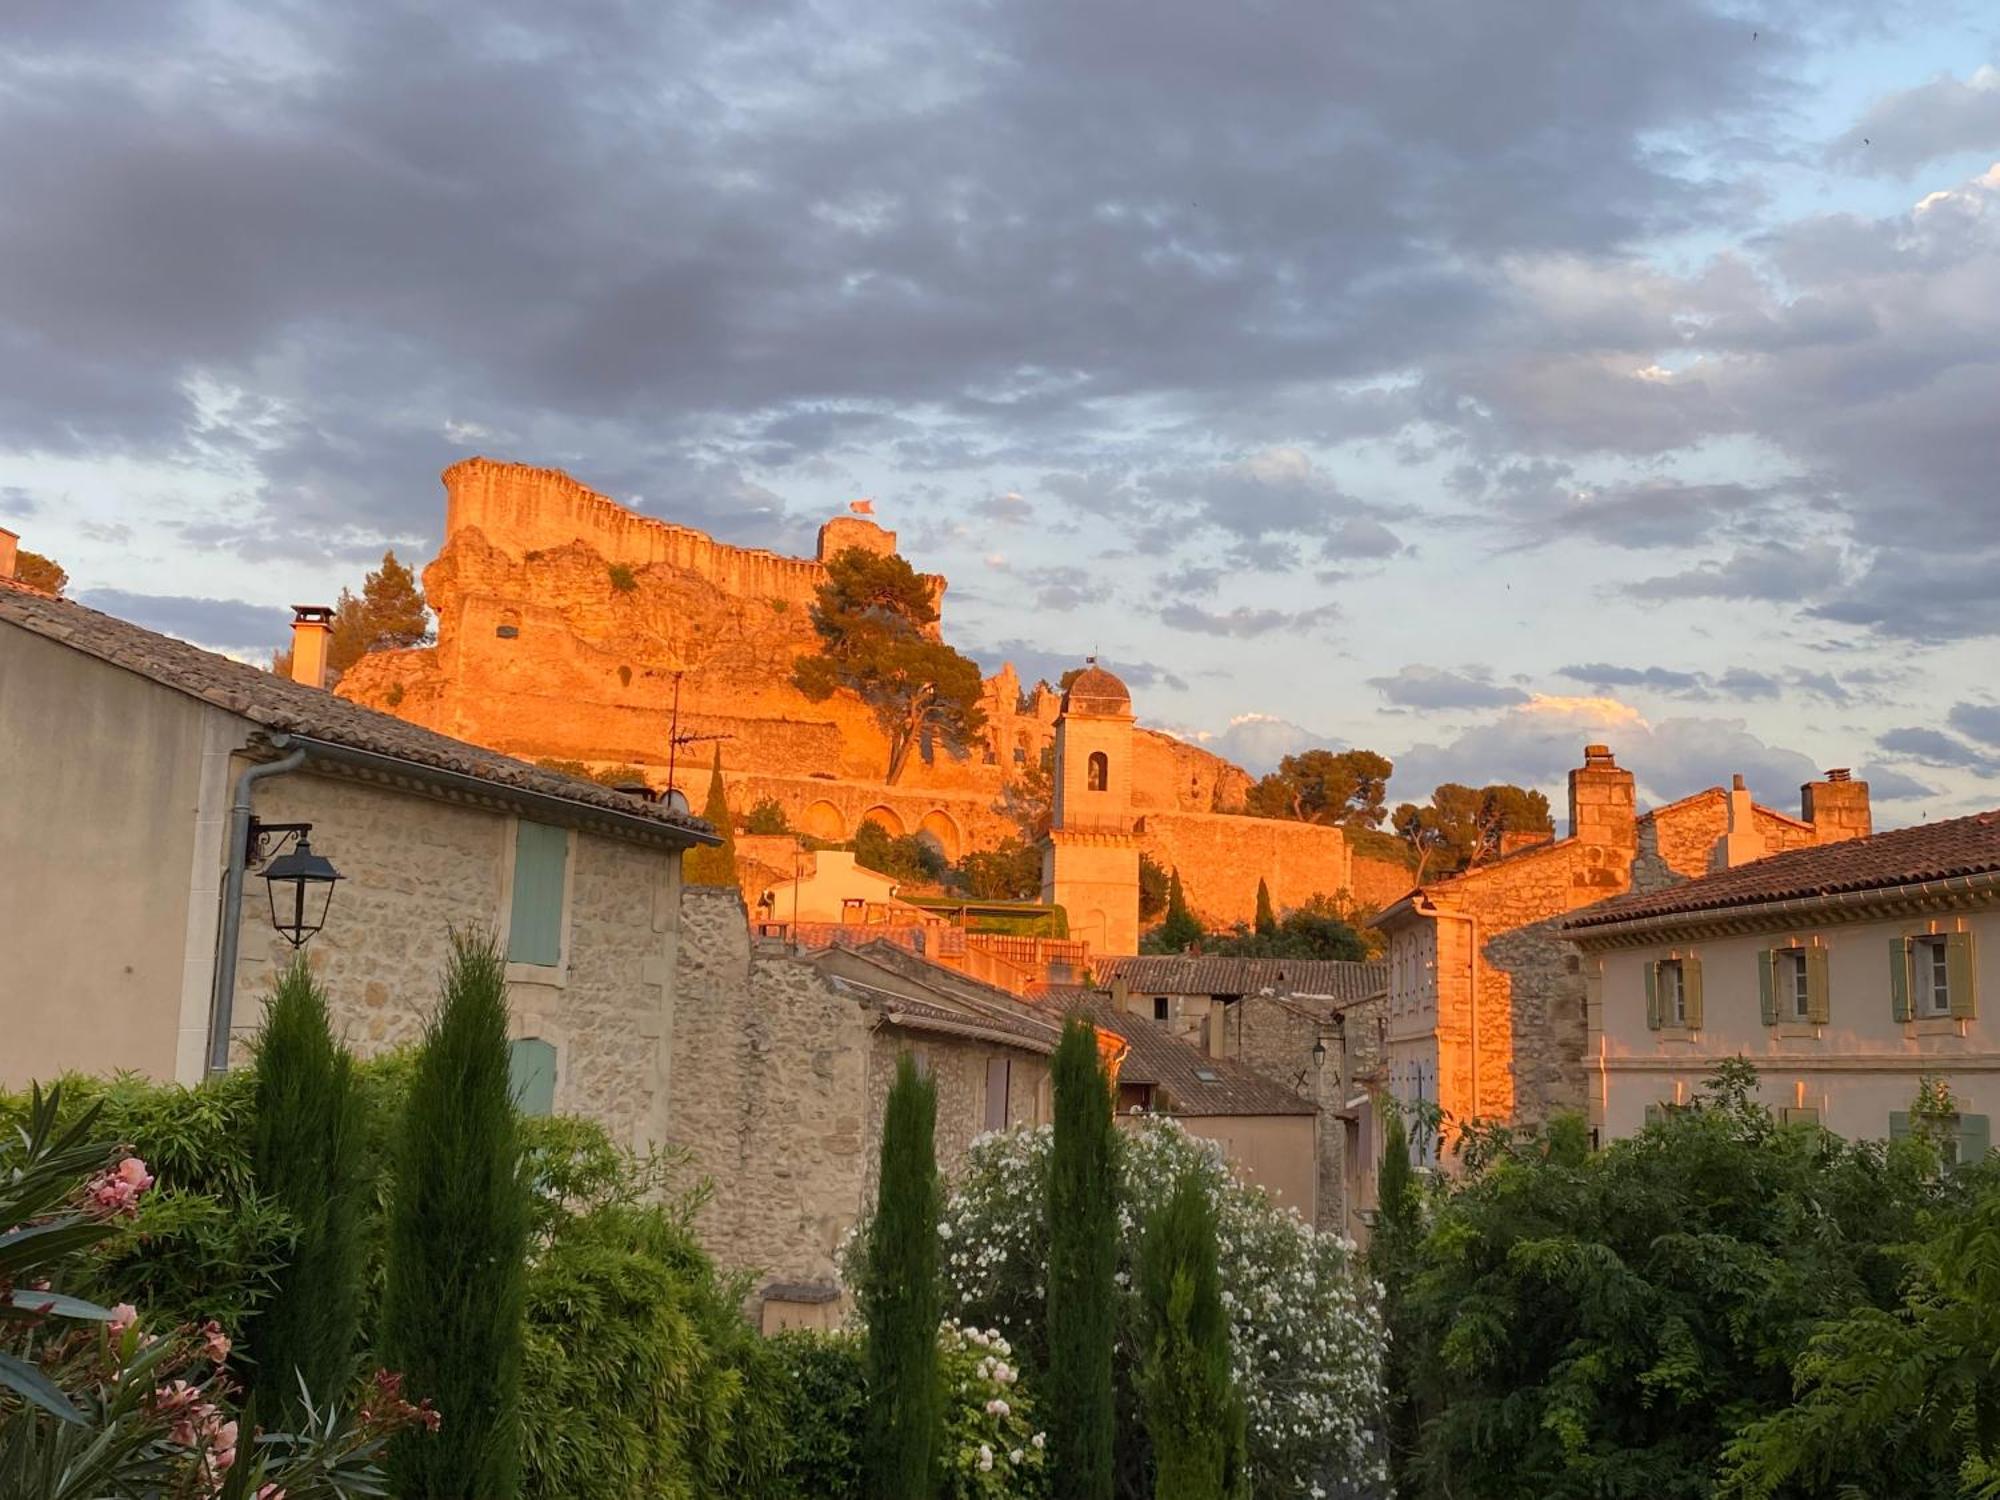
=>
[206,738,308,1075]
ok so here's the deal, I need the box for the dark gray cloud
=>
[1856,764,1937,802]
[1877,726,2000,774]
[1630,542,1847,604]
[1369,664,1529,710]
[1558,662,1785,701]
[960,637,1188,696]
[1949,702,2000,748]
[1159,600,1340,638]
[1,486,36,520]
[1832,66,2000,175]
[79,589,290,657]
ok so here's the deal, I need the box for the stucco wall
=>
[0,627,230,1087]
[1588,903,2000,1142]
[225,767,682,1151]
[1171,1113,1318,1221]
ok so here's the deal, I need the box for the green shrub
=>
[384,931,529,1500]
[770,1331,868,1498]
[1138,1170,1245,1500]
[744,798,793,835]
[684,748,739,885]
[863,1053,942,1498]
[607,562,638,592]
[250,956,368,1423]
[1048,1016,1119,1500]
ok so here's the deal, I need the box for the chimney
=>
[1717,773,1767,868]
[289,605,335,690]
[0,526,17,581]
[1802,768,1871,845]
[1567,744,1636,852]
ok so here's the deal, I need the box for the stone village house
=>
[1566,809,2000,1155]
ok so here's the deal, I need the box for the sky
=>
[3,0,1998,826]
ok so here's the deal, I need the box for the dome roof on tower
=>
[1060,661,1132,716]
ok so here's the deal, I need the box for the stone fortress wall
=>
[341,459,1384,936]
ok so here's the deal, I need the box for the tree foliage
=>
[684,749,739,885]
[1397,1063,1960,1500]
[1047,1017,1120,1500]
[383,932,529,1500]
[1139,854,1171,922]
[744,798,792,835]
[1138,1171,1246,1500]
[855,819,951,888]
[1391,781,1553,879]
[794,548,988,783]
[954,838,1043,901]
[273,550,431,678]
[249,957,368,1426]
[862,1053,943,1499]
[1154,870,1202,952]
[14,548,67,595]
[1253,880,1277,938]
[1245,750,1393,827]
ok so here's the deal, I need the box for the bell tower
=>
[1040,660,1141,956]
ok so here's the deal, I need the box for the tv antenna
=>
[664,669,733,809]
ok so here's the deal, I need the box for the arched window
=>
[1087,751,1108,791]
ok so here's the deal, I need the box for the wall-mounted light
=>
[249,819,343,947]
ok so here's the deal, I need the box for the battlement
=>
[441,457,934,610]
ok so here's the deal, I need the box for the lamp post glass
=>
[262,835,342,946]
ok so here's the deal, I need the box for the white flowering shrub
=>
[939,1320,1050,1499]
[936,1117,1388,1499]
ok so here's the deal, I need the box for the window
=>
[1915,935,1951,1016]
[1890,1109,1991,1166]
[507,821,570,967]
[1661,959,1686,1025]
[1784,949,1811,1020]
[508,1038,557,1116]
[1086,751,1108,791]
[1646,954,1703,1031]
[1153,996,1171,1022]
[984,1056,1011,1132]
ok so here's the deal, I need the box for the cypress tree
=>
[1370,1109,1423,1495]
[684,747,738,885]
[1253,879,1277,937]
[862,1052,943,1499]
[383,931,528,1499]
[1047,1014,1118,1500]
[1139,1170,1240,1500]
[1158,869,1203,951]
[250,956,366,1423]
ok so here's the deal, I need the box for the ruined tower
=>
[1041,661,1141,956]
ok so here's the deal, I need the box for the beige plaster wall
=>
[1589,902,2000,1142]
[1171,1113,1318,1221]
[0,627,233,1088]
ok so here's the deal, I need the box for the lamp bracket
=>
[246,818,313,869]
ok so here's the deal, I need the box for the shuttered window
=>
[984,1057,1011,1133]
[1894,932,1979,1021]
[509,1038,557,1117]
[1891,1109,1991,1167]
[508,821,570,967]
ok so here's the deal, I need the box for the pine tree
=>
[1253,879,1277,937]
[1139,1170,1241,1500]
[383,932,528,1500]
[250,956,366,1424]
[683,748,738,885]
[1157,869,1202,951]
[1047,1014,1118,1500]
[862,1052,943,1499]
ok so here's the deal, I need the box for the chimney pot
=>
[1827,767,1851,783]
[1731,773,1746,791]
[290,605,335,690]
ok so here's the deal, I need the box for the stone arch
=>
[801,799,847,840]
[917,809,962,860]
[861,805,906,837]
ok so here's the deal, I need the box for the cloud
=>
[961,638,1189,695]
[973,491,1033,525]
[1190,713,1344,776]
[0,485,36,519]
[1369,664,1529,710]
[1948,702,2000,748]
[78,589,290,657]
[1630,542,1848,605]
[1855,764,1937,802]
[1559,662,1707,695]
[1159,600,1340,638]
[1833,66,2000,175]
[1876,726,2000,774]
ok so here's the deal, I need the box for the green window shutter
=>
[1644,960,1661,1031]
[1806,946,1831,1026]
[1946,931,1977,1019]
[508,1038,557,1116]
[1890,937,1913,1023]
[1644,1102,1663,1126]
[1683,955,1704,1031]
[1758,950,1777,1027]
[1958,1113,1991,1164]
[1888,1110,1911,1141]
[508,821,569,966]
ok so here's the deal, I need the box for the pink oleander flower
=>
[210,1419,239,1471]
[256,1487,286,1500]
[108,1303,139,1337]
[200,1320,231,1363]
[84,1156,154,1218]
[117,1156,154,1191]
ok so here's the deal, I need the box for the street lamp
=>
[251,820,343,947]
[1312,1035,1328,1070]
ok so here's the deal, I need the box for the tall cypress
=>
[1158,870,1202,951]
[1139,1170,1240,1500]
[1253,879,1277,938]
[863,1052,943,1499]
[383,931,528,1499]
[1048,1014,1118,1500]
[1371,1109,1423,1495]
[250,956,366,1423]
[684,747,738,885]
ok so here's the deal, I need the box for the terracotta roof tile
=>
[0,587,716,844]
[1083,1004,1314,1117]
[1096,955,1385,1002]
[1566,810,2000,930]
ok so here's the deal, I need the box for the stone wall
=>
[1137,811,1353,925]
[229,765,682,1152]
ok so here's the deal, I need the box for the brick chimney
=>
[1718,773,1767,868]
[1567,744,1637,852]
[1802,768,1871,845]
[289,605,335,690]
[0,526,17,581]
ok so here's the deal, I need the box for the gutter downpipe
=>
[206,737,307,1076]
[1418,897,1480,1143]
